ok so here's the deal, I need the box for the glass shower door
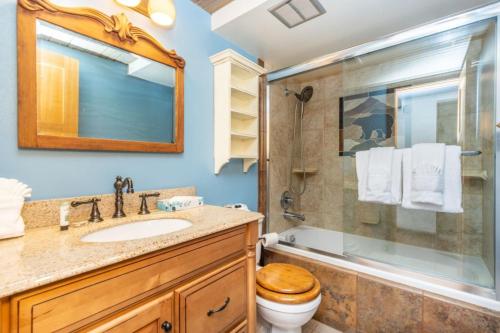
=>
[339,18,496,289]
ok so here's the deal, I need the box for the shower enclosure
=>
[264,4,500,299]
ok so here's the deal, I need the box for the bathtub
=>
[272,225,500,311]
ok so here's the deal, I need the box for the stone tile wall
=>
[264,248,500,333]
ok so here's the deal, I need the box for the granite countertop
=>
[0,205,263,298]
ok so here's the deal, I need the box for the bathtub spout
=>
[283,211,305,222]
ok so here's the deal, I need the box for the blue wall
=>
[0,0,258,210]
[39,39,175,143]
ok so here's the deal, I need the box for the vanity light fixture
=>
[148,0,176,27]
[115,0,141,7]
[115,0,176,27]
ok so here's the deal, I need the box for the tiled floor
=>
[257,318,341,333]
[304,319,343,333]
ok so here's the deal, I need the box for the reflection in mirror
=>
[36,20,176,143]
[395,80,459,148]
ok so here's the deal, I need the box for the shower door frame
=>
[261,2,500,300]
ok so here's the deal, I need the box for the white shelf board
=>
[231,131,257,140]
[231,154,258,159]
[231,109,257,120]
[231,86,257,98]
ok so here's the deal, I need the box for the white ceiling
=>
[212,0,497,70]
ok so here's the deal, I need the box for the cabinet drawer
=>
[177,261,247,333]
[86,292,173,333]
[11,228,245,333]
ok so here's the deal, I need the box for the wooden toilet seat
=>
[256,263,321,304]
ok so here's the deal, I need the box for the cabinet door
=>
[176,260,247,333]
[87,293,173,333]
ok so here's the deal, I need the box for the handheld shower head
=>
[299,86,314,103]
[284,86,314,103]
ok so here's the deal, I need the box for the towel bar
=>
[461,150,482,156]
[347,150,482,157]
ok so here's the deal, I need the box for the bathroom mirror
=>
[18,0,185,153]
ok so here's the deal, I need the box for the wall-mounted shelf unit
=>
[210,49,266,174]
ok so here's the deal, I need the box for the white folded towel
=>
[0,178,31,239]
[402,146,463,213]
[411,143,446,205]
[356,147,402,205]
[0,217,25,240]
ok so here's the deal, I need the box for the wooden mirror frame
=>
[17,0,185,153]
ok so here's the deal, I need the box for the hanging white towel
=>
[402,146,463,213]
[411,143,446,205]
[356,150,369,201]
[368,147,394,194]
[356,147,402,205]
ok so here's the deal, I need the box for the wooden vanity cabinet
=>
[1,222,258,333]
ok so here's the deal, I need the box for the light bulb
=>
[148,0,176,27]
[115,0,141,7]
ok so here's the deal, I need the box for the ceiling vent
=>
[269,0,326,29]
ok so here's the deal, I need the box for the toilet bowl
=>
[256,263,321,333]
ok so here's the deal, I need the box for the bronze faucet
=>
[113,176,134,218]
[71,197,103,223]
[138,192,160,215]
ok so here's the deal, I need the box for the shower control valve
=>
[280,191,294,211]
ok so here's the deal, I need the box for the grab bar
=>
[348,150,482,157]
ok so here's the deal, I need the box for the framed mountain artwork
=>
[339,88,397,156]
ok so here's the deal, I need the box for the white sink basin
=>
[80,219,192,243]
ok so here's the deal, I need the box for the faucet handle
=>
[71,197,104,223]
[138,192,160,215]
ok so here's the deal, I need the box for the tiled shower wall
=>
[268,73,345,234]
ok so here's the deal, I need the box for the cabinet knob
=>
[161,321,172,332]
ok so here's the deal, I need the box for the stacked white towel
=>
[356,147,402,205]
[0,178,31,240]
[402,146,463,213]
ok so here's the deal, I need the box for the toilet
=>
[256,263,321,333]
